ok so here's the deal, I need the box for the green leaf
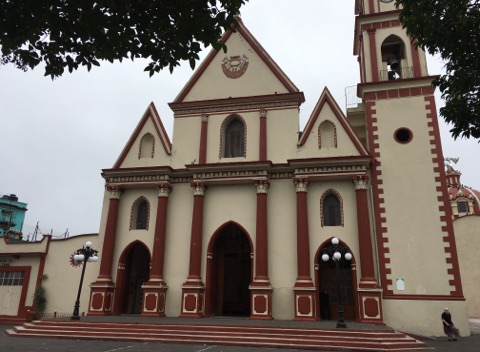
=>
[0,0,248,77]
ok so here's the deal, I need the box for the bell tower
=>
[349,0,467,332]
[354,0,427,84]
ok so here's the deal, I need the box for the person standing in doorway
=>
[320,289,330,320]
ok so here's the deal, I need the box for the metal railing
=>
[345,85,362,110]
[379,66,415,81]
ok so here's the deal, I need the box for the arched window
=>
[321,190,343,227]
[139,133,155,159]
[318,120,337,149]
[130,197,150,230]
[221,115,246,158]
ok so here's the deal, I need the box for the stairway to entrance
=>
[6,319,429,351]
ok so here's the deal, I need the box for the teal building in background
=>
[0,194,28,238]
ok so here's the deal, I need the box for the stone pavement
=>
[1,317,480,351]
[420,319,480,352]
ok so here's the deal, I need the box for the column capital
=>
[353,175,369,190]
[191,181,206,196]
[157,183,172,197]
[106,186,123,199]
[366,27,377,34]
[201,114,209,122]
[260,109,267,118]
[255,179,270,194]
[293,177,309,192]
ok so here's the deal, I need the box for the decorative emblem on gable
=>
[221,55,249,79]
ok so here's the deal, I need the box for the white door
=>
[0,271,24,316]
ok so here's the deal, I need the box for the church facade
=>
[86,0,469,335]
[0,1,473,337]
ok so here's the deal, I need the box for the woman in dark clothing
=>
[320,289,330,320]
[441,308,457,341]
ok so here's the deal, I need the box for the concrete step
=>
[6,320,429,351]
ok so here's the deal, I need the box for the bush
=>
[33,274,48,319]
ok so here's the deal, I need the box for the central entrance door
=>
[211,223,251,317]
[120,242,150,314]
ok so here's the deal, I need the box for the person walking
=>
[441,308,457,341]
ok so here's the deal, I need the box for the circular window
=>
[394,128,413,144]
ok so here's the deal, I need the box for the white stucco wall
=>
[182,31,290,102]
[454,216,480,318]
[42,234,99,315]
[374,96,453,295]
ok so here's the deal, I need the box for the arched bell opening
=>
[381,35,408,80]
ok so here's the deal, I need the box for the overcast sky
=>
[1,1,478,239]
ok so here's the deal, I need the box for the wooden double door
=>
[210,224,252,317]
[119,243,150,314]
[318,259,355,321]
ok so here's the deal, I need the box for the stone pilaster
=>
[353,175,383,324]
[142,183,171,317]
[292,177,316,321]
[259,109,267,161]
[88,186,122,316]
[180,182,206,318]
[250,179,272,320]
[199,114,209,164]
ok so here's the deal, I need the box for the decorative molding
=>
[294,164,368,175]
[361,85,436,101]
[255,180,270,194]
[424,95,464,296]
[353,175,369,190]
[361,19,401,32]
[104,161,369,188]
[157,183,172,198]
[173,100,298,116]
[219,114,247,159]
[106,174,172,185]
[364,99,393,294]
[221,55,249,79]
[129,196,150,231]
[106,186,123,199]
[171,177,192,184]
[320,189,345,227]
[191,181,206,196]
[194,169,268,181]
[138,133,155,159]
[293,177,309,192]
[270,172,295,180]
[318,120,338,149]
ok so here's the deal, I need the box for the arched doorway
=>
[207,222,252,317]
[116,242,150,314]
[316,240,356,321]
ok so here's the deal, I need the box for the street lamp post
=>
[71,241,99,320]
[321,237,352,328]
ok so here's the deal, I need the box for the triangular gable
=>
[298,87,367,156]
[173,17,300,104]
[113,103,172,169]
